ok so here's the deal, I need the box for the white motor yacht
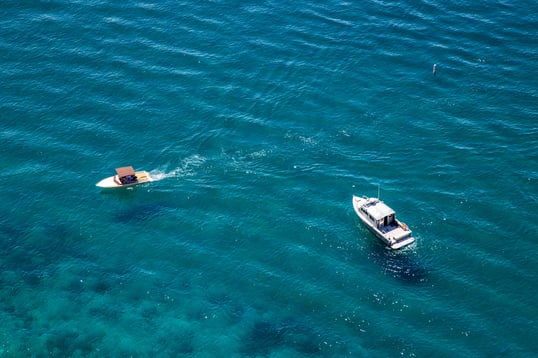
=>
[352,195,415,249]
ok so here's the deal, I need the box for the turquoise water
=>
[1,0,537,356]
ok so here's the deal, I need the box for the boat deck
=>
[135,171,151,183]
[382,226,410,240]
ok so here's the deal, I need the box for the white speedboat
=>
[96,166,152,188]
[352,195,415,249]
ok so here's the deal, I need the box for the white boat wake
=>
[149,155,206,182]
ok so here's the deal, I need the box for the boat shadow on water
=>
[98,186,176,223]
[365,240,430,285]
[113,203,176,224]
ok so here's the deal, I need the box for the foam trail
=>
[149,155,207,181]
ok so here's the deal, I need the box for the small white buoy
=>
[433,64,437,76]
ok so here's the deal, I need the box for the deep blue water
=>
[1,0,537,356]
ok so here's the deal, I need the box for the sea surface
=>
[1,0,537,356]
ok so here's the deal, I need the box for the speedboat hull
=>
[96,171,152,188]
[352,195,415,249]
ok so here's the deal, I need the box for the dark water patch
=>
[364,334,417,358]
[1,221,89,287]
[113,202,175,223]
[21,269,48,287]
[243,318,323,356]
[8,246,56,287]
[244,320,286,355]
[155,329,194,356]
[91,278,112,295]
[87,302,122,322]
[73,263,134,296]
[228,303,245,325]
[0,220,26,250]
[44,328,104,357]
[207,292,233,307]
[206,292,245,324]
[1,298,35,331]
[140,302,159,321]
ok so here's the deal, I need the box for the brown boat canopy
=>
[115,166,135,178]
